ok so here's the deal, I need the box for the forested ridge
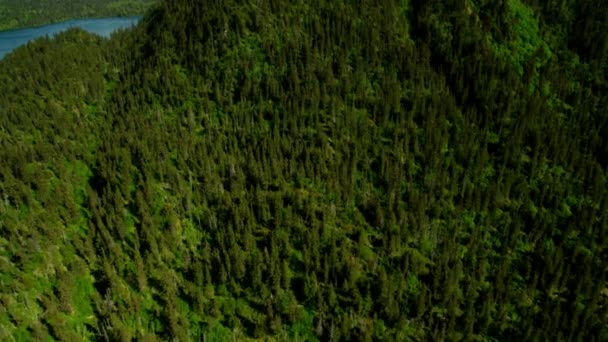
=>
[0,0,155,31]
[0,0,607,340]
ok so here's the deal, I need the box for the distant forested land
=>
[0,0,607,340]
[0,0,156,30]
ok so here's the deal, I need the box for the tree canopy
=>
[0,0,607,340]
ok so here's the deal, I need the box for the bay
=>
[0,16,141,59]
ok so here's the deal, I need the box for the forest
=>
[0,0,155,30]
[0,0,607,340]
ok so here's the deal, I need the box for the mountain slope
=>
[1,0,607,340]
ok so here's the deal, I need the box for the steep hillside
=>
[1,0,607,340]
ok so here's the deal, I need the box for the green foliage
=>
[489,0,551,76]
[1,0,607,340]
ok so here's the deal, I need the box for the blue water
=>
[0,16,141,59]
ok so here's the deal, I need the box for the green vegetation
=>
[0,0,155,31]
[1,0,607,340]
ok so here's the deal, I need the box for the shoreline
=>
[0,14,145,33]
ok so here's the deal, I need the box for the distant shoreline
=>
[0,14,144,33]
[0,16,142,59]
[0,0,155,33]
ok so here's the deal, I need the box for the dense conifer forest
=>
[0,0,155,30]
[1,0,607,340]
